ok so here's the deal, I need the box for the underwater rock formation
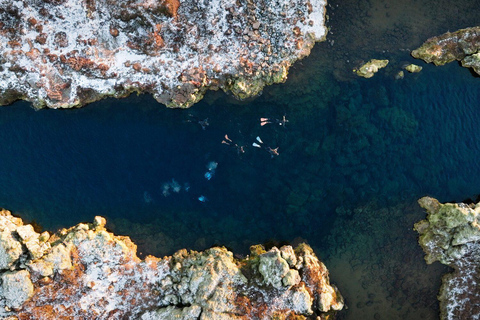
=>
[415,197,480,320]
[0,0,327,109]
[353,59,389,78]
[412,27,480,75]
[0,209,343,319]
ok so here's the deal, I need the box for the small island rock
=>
[354,59,389,78]
[404,64,423,73]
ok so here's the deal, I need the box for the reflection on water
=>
[0,0,479,318]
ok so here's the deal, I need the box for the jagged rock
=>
[16,225,50,260]
[0,0,327,109]
[412,26,480,75]
[415,197,480,320]
[1,270,34,309]
[462,52,480,74]
[354,59,389,78]
[0,231,23,271]
[0,210,32,270]
[0,209,343,319]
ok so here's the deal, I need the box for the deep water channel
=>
[1,0,480,319]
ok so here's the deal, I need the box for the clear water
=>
[1,0,479,319]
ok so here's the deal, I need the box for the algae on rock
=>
[412,26,480,75]
[415,196,480,320]
[354,59,389,78]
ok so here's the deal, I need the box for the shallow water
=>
[1,0,480,319]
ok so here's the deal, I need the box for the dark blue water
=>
[1,0,480,318]
[1,61,479,249]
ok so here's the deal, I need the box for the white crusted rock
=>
[0,230,23,271]
[0,0,327,109]
[416,197,480,320]
[0,214,342,319]
[1,270,34,309]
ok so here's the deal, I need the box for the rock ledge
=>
[0,0,327,109]
[0,209,343,319]
[412,26,480,75]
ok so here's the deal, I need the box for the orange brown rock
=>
[0,0,327,108]
[0,210,343,319]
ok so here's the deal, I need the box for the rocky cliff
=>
[412,27,480,75]
[0,209,343,319]
[415,197,480,320]
[0,0,327,109]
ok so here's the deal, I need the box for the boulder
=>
[1,270,34,309]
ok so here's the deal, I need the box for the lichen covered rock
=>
[404,64,422,73]
[0,0,327,109]
[415,196,480,320]
[0,209,343,319]
[412,26,480,75]
[353,59,389,78]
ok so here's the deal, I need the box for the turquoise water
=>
[1,0,480,318]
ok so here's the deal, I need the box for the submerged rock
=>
[415,197,480,320]
[353,59,389,78]
[0,209,344,319]
[412,26,480,75]
[0,0,327,109]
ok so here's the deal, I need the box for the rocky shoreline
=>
[0,0,326,109]
[0,209,343,319]
[415,197,480,320]
[412,26,480,75]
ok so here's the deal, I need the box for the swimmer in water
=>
[252,136,279,158]
[186,114,209,130]
[260,114,289,127]
[204,161,218,180]
[222,134,245,155]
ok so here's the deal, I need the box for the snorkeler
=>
[252,136,279,158]
[260,114,289,127]
[198,195,208,202]
[204,161,218,180]
[222,134,245,155]
[186,114,209,130]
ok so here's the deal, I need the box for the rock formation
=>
[415,197,480,320]
[353,59,389,78]
[404,64,422,73]
[0,0,327,109]
[0,209,343,319]
[412,26,480,75]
